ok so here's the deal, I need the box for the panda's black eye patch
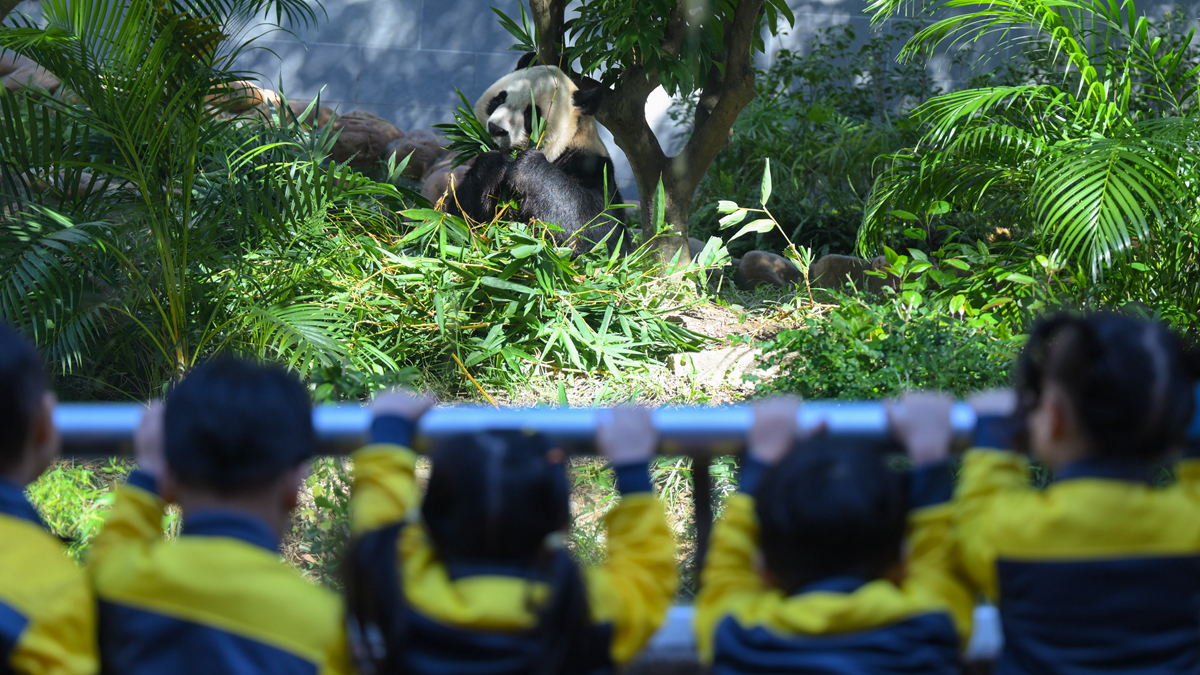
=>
[486,91,507,115]
[524,104,543,135]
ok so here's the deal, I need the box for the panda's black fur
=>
[443,60,632,256]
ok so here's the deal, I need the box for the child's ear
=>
[158,468,180,505]
[283,462,310,512]
[885,553,908,587]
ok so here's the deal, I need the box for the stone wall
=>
[13,0,1162,197]
[224,0,907,197]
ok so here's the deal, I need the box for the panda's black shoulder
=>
[551,147,615,184]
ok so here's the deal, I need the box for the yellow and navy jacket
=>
[0,479,97,675]
[87,470,349,675]
[349,417,678,674]
[694,457,974,675]
[954,417,1200,674]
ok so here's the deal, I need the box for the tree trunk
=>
[528,0,765,266]
[0,0,23,25]
[529,0,565,67]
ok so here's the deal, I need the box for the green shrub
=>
[681,21,942,259]
[26,460,130,561]
[756,293,1023,399]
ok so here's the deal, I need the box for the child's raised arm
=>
[88,403,167,567]
[583,406,677,665]
[694,397,800,660]
[349,390,435,534]
[890,392,976,642]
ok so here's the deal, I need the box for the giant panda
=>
[442,62,632,256]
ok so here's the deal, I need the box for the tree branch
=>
[680,0,764,191]
[0,0,23,26]
[660,2,688,58]
[529,0,566,70]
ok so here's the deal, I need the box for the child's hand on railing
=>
[889,392,954,466]
[967,389,1017,417]
[748,397,801,466]
[370,389,436,423]
[596,406,657,466]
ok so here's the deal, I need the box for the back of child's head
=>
[423,429,570,563]
[1017,312,1194,462]
[164,357,315,494]
[755,437,908,594]
[0,322,47,473]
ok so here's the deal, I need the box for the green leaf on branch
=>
[719,209,748,228]
[729,219,776,242]
[760,158,773,206]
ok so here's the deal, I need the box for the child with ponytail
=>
[344,392,677,675]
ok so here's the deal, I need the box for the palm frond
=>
[1032,133,1182,272]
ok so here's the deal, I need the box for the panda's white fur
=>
[473,65,609,161]
[444,62,631,256]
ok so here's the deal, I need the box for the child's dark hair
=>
[1016,313,1194,462]
[164,357,315,493]
[422,429,570,562]
[0,323,47,473]
[755,437,908,594]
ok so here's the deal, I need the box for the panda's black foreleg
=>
[505,149,631,255]
[442,151,513,225]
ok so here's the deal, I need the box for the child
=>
[0,323,97,674]
[88,358,348,674]
[913,312,1200,674]
[344,391,677,675]
[693,396,974,674]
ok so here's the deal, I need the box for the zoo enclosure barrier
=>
[55,401,1004,662]
[56,401,979,562]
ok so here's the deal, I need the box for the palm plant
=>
[0,0,413,396]
[858,0,1200,276]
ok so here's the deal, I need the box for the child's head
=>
[0,322,56,485]
[423,429,570,564]
[755,437,908,594]
[1016,313,1194,467]
[163,358,315,521]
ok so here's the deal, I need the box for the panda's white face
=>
[474,66,577,159]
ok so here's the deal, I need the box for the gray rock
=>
[324,110,404,167]
[735,250,802,290]
[423,156,474,205]
[808,253,898,293]
[386,129,448,178]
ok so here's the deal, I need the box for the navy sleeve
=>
[371,415,416,448]
[613,462,653,494]
[972,414,1016,451]
[126,469,159,495]
[910,460,955,509]
[738,456,770,496]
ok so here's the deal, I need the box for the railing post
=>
[692,456,712,572]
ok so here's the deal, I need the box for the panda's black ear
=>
[573,87,605,116]
[515,52,538,71]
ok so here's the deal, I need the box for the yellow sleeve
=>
[87,471,164,572]
[583,492,677,666]
[906,502,974,645]
[1177,456,1200,502]
[6,536,98,675]
[349,445,419,534]
[318,623,352,675]
[952,449,1033,600]
[693,493,765,663]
